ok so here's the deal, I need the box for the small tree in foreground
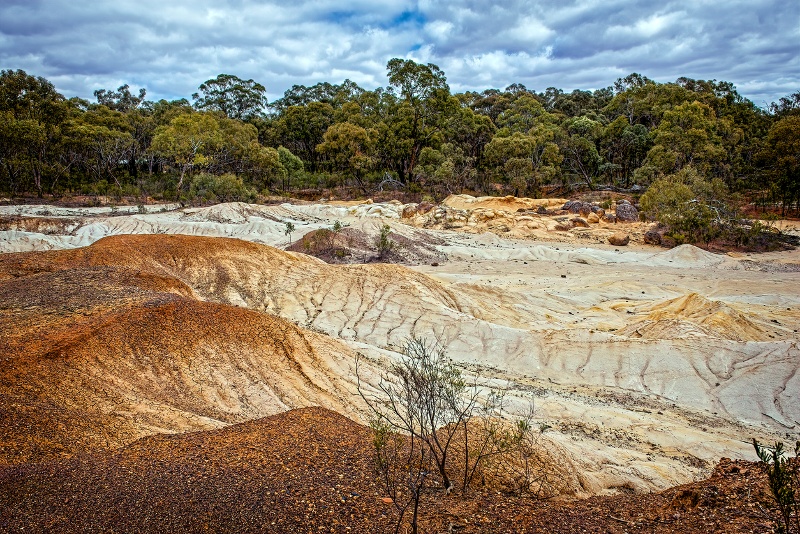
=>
[356,338,479,534]
[359,338,477,493]
[375,224,396,258]
[356,338,551,534]
[753,438,800,534]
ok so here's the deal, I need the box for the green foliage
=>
[386,58,449,104]
[375,224,396,257]
[317,121,375,190]
[357,337,475,495]
[192,73,267,120]
[639,167,727,244]
[0,66,797,226]
[188,173,255,204]
[277,146,304,178]
[150,112,222,189]
[763,116,800,215]
[753,438,800,534]
[640,166,791,249]
[94,84,146,112]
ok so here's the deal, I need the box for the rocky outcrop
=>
[644,229,662,245]
[608,232,630,246]
[615,201,639,222]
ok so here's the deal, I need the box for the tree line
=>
[0,62,797,215]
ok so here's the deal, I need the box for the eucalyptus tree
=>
[560,116,604,189]
[64,105,134,190]
[317,121,375,191]
[763,115,800,215]
[150,112,223,190]
[192,74,268,120]
[385,58,455,182]
[272,102,335,171]
[93,84,147,112]
[0,69,68,196]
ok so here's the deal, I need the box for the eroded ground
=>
[0,196,798,496]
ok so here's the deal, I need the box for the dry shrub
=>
[447,418,582,499]
[288,227,353,262]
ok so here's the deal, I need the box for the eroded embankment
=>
[1,234,796,493]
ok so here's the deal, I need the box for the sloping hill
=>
[1,234,796,493]
[617,293,768,341]
[0,254,361,465]
[0,407,777,534]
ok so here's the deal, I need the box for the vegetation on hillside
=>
[0,63,798,241]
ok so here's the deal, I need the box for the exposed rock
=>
[579,204,593,217]
[401,203,419,218]
[602,214,617,223]
[536,205,549,214]
[570,203,585,215]
[403,202,435,218]
[472,209,497,222]
[3,197,800,502]
[554,222,573,231]
[615,203,639,222]
[571,217,590,228]
[562,200,578,211]
[594,207,605,218]
[417,201,436,215]
[644,229,662,245]
[587,212,600,224]
[608,232,630,246]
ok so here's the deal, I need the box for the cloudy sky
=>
[1,0,797,108]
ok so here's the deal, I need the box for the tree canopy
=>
[0,61,797,217]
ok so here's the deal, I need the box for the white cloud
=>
[0,0,795,106]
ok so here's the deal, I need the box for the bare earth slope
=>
[1,200,798,495]
[0,240,362,465]
[0,407,778,534]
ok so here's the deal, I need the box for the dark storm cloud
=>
[0,0,796,107]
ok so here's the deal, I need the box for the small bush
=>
[640,167,794,250]
[188,173,256,204]
[375,224,396,257]
[753,438,799,534]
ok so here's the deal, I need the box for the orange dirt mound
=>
[0,237,361,465]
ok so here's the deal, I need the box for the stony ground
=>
[0,407,782,533]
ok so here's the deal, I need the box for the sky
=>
[1,0,797,109]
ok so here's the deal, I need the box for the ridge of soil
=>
[0,407,780,533]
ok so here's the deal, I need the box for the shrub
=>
[639,166,777,247]
[356,338,482,533]
[375,224,396,258]
[188,173,256,204]
[753,438,799,534]
[356,338,552,533]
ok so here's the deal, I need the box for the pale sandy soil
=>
[1,196,797,496]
